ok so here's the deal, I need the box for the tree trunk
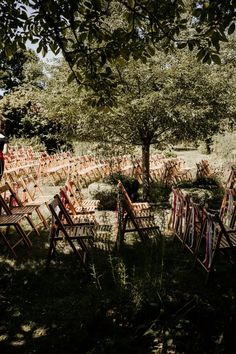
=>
[142,142,150,201]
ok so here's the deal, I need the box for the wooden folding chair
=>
[182,200,205,253]
[225,166,236,189]
[46,194,94,270]
[7,179,50,228]
[59,187,97,225]
[168,188,190,243]
[219,188,236,228]
[0,213,32,257]
[196,160,213,179]
[4,181,48,230]
[0,184,40,237]
[117,180,150,215]
[194,209,236,283]
[116,180,160,249]
[20,174,53,203]
[63,180,100,213]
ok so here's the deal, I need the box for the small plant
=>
[177,176,224,210]
[177,175,221,190]
[105,172,141,202]
[93,190,117,210]
[90,263,102,290]
[149,181,172,205]
[212,131,236,160]
[163,149,177,158]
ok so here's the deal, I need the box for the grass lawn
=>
[1,226,236,354]
[0,148,235,353]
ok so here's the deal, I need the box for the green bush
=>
[105,172,140,202]
[177,176,221,190]
[149,181,172,205]
[212,131,236,160]
[197,141,211,154]
[9,136,46,152]
[177,176,224,210]
[93,190,117,211]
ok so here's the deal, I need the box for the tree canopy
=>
[0,0,235,103]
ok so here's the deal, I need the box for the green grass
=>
[1,228,236,354]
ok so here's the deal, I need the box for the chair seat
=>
[0,214,24,224]
[221,228,236,248]
[26,195,52,205]
[10,205,38,214]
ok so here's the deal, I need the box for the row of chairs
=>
[0,175,113,271]
[169,188,236,283]
[0,181,48,257]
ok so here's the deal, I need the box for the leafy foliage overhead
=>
[0,0,235,103]
[0,49,43,92]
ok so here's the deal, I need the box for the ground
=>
[0,149,235,354]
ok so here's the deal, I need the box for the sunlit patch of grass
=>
[10,340,26,346]
[0,334,8,342]
[0,257,16,268]
[32,326,48,338]
[21,324,33,333]
[12,309,21,317]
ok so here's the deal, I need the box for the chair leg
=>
[15,223,32,247]
[36,207,48,229]
[45,224,58,268]
[0,230,17,257]
[25,215,40,237]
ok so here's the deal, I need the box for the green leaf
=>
[177,42,187,49]
[228,22,235,36]
[36,40,43,53]
[197,48,206,62]
[188,41,194,51]
[202,53,210,64]
[67,72,76,84]
[18,41,26,50]
[128,0,135,9]
[105,67,112,75]
[211,54,221,65]
[31,38,39,44]
[4,45,12,59]
[147,46,155,56]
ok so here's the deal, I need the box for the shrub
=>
[93,190,117,211]
[177,175,221,189]
[212,131,236,160]
[197,141,211,154]
[177,176,224,210]
[149,181,172,205]
[105,172,140,202]
[9,136,46,152]
[163,149,177,158]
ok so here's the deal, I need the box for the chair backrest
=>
[0,183,20,215]
[219,188,236,228]
[195,209,235,274]
[226,166,236,189]
[117,180,149,243]
[49,194,75,227]
[117,180,133,209]
[183,199,205,252]
[59,187,78,216]
[170,188,189,230]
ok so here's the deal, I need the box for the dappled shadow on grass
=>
[1,231,236,353]
[152,237,236,354]
[0,230,95,353]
